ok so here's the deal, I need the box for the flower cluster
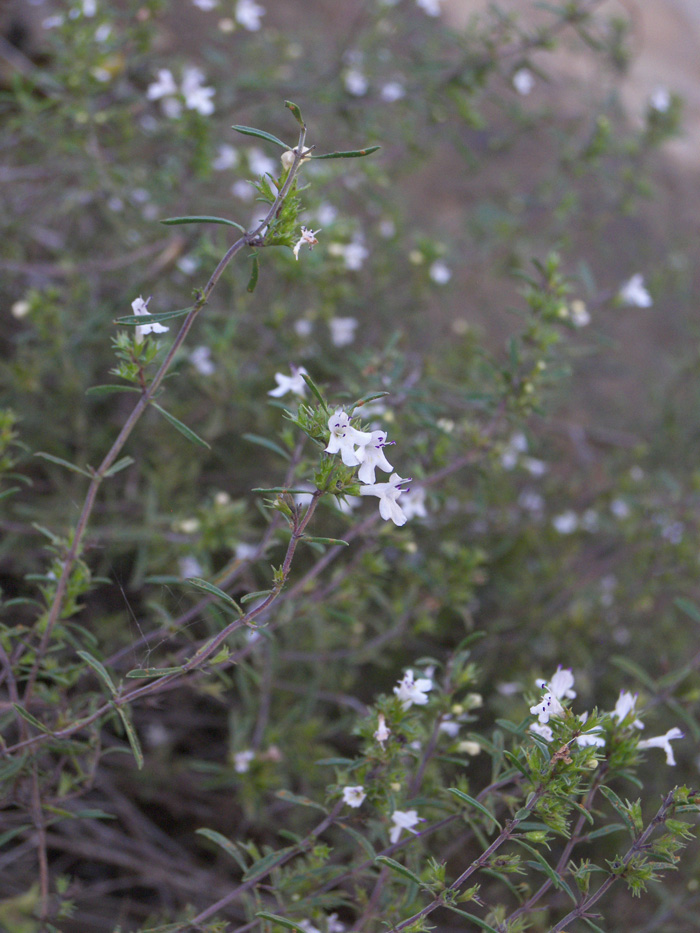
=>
[529,667,683,765]
[130,296,169,343]
[147,67,215,118]
[324,409,416,525]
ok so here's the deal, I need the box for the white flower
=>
[613,691,644,729]
[575,719,605,747]
[236,0,265,30]
[248,147,276,177]
[529,722,553,742]
[619,274,652,308]
[343,241,369,271]
[235,542,257,561]
[513,68,535,95]
[530,692,565,725]
[394,669,433,709]
[327,914,345,933]
[233,749,255,773]
[293,227,321,260]
[457,740,481,756]
[519,490,544,513]
[147,68,178,101]
[82,0,97,15]
[294,319,313,338]
[342,785,366,808]
[315,203,338,227]
[212,144,239,170]
[329,316,358,347]
[438,718,460,738]
[181,66,215,115]
[231,179,254,201]
[389,809,423,844]
[610,498,630,519]
[416,0,441,16]
[638,727,683,765]
[650,87,671,113]
[95,23,112,42]
[553,510,578,534]
[361,473,411,526]
[268,365,308,398]
[190,345,216,376]
[178,555,203,579]
[298,922,321,933]
[193,0,218,8]
[400,486,428,520]
[374,713,390,746]
[536,666,576,700]
[344,68,368,96]
[570,300,591,327]
[429,260,452,284]
[356,431,394,484]
[11,300,30,319]
[381,81,405,102]
[325,410,372,466]
[131,296,169,343]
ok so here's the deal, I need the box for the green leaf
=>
[103,456,135,477]
[313,146,381,160]
[599,786,636,837]
[240,589,273,605]
[159,215,245,231]
[352,391,390,409]
[13,704,51,733]
[511,838,576,901]
[301,372,328,412]
[502,750,531,778]
[338,821,376,860]
[0,486,19,501]
[232,124,289,150]
[114,307,193,326]
[610,656,656,690]
[275,789,327,812]
[86,384,142,396]
[443,907,500,932]
[77,650,117,696]
[251,487,316,494]
[125,667,183,679]
[151,403,211,449]
[447,789,502,830]
[243,433,291,461]
[247,253,259,293]
[302,536,349,547]
[196,828,249,871]
[186,578,244,616]
[116,706,144,770]
[34,452,92,478]
[284,100,304,126]
[674,597,700,625]
[374,856,424,886]
[255,913,307,933]
[586,823,627,841]
[242,846,296,880]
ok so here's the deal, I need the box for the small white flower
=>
[231,179,254,200]
[236,0,265,30]
[400,486,428,520]
[178,555,203,579]
[95,23,111,42]
[429,260,451,284]
[536,666,576,700]
[638,727,683,765]
[380,81,405,102]
[11,300,30,319]
[650,87,671,113]
[294,319,313,338]
[212,144,239,170]
[553,510,578,535]
[389,809,423,844]
[342,785,366,808]
[193,0,218,8]
[356,431,394,484]
[519,490,544,513]
[374,713,391,746]
[298,922,321,933]
[293,227,321,260]
[181,66,215,115]
[325,410,372,467]
[530,692,565,725]
[329,316,358,347]
[190,346,216,376]
[570,300,591,327]
[619,274,652,308]
[147,68,178,101]
[457,740,481,756]
[248,147,276,177]
[344,68,369,96]
[438,718,460,738]
[529,722,553,742]
[315,203,338,227]
[82,0,97,15]
[342,240,369,271]
[613,691,644,729]
[416,0,441,16]
[268,365,308,398]
[581,509,599,532]
[235,542,257,561]
[327,914,346,933]
[361,473,411,526]
[233,749,255,772]
[576,719,605,747]
[131,296,169,343]
[393,669,433,709]
[43,14,65,29]
[512,68,535,95]
[610,498,630,519]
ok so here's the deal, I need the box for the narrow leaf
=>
[512,838,576,900]
[275,789,327,812]
[242,846,296,880]
[674,597,700,625]
[352,391,390,409]
[338,821,376,860]
[196,828,249,871]
[599,786,636,837]
[284,100,304,126]
[77,650,116,696]
[301,373,328,411]
[313,146,381,160]
[34,452,91,477]
[302,536,349,547]
[243,433,291,461]
[86,384,142,396]
[502,750,531,778]
[610,656,656,690]
[103,456,135,478]
[160,215,245,231]
[115,307,193,326]
[151,403,211,449]
[116,706,144,770]
[247,253,259,293]
[13,704,50,733]
[448,789,502,830]
[186,577,243,616]
[240,589,273,605]
[443,907,500,932]
[586,823,627,841]
[374,856,424,886]
[125,667,183,679]
[232,124,289,150]
[255,913,307,933]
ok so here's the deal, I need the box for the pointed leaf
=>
[374,856,424,886]
[313,146,380,160]
[243,433,291,461]
[34,452,92,477]
[242,846,296,880]
[511,838,576,901]
[160,215,245,231]
[443,907,500,932]
[338,821,376,860]
[284,100,304,126]
[185,577,243,616]
[116,706,144,770]
[86,384,142,396]
[255,913,307,933]
[674,597,700,625]
[275,789,327,812]
[125,666,183,679]
[232,124,289,150]
[13,704,51,733]
[103,456,135,478]
[448,789,502,830]
[301,373,328,412]
[196,828,249,871]
[240,589,273,605]
[151,403,211,449]
[115,307,193,326]
[247,253,259,293]
[302,536,349,547]
[77,650,116,696]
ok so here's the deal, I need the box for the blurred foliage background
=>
[1,0,700,930]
